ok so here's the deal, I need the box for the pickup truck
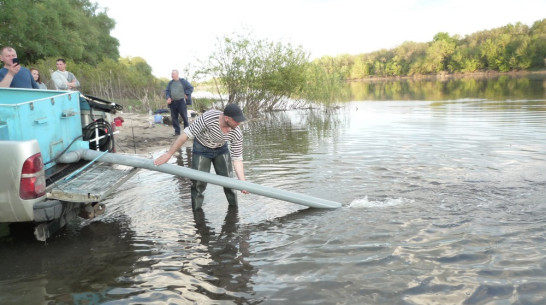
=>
[0,88,137,241]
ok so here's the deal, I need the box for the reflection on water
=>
[190,207,255,302]
[0,75,545,304]
[346,73,546,101]
[0,217,142,304]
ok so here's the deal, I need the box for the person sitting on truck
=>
[30,68,48,90]
[154,104,249,211]
[0,46,39,89]
[51,58,80,90]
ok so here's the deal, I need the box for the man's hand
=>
[154,153,171,166]
[241,190,249,194]
[0,64,19,87]
[8,63,20,75]
[166,98,172,105]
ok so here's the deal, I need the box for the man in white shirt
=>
[51,58,80,90]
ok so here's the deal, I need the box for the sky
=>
[94,0,546,78]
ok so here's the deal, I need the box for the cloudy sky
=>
[94,0,546,78]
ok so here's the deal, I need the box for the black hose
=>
[82,119,114,151]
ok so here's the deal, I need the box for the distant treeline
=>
[313,19,546,80]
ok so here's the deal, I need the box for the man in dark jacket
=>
[165,69,194,135]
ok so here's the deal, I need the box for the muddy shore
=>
[112,112,193,156]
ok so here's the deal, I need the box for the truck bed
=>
[0,88,89,170]
[47,162,138,202]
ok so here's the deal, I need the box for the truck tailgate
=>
[47,162,138,202]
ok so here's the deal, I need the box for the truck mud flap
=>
[33,202,107,241]
[33,199,63,222]
[33,202,82,241]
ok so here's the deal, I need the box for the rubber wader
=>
[191,152,238,210]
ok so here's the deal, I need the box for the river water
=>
[1,76,545,304]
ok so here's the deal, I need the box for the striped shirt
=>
[184,110,244,160]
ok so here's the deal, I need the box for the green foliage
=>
[528,19,546,68]
[31,56,165,112]
[422,32,458,73]
[198,32,310,114]
[0,0,166,113]
[312,19,546,79]
[83,57,165,111]
[0,0,119,65]
[3,2,544,114]
[303,56,349,104]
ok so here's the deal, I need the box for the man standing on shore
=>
[0,46,39,89]
[165,69,193,136]
[51,58,80,90]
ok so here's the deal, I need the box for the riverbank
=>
[113,112,193,156]
[348,69,546,82]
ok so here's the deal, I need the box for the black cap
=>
[223,104,246,122]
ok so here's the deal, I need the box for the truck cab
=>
[0,88,136,240]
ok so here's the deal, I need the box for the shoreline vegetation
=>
[347,69,546,82]
[129,68,546,115]
[2,1,544,113]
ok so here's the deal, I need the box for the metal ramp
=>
[46,162,139,202]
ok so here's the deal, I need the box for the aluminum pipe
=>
[58,150,342,209]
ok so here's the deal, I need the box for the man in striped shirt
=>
[154,104,248,210]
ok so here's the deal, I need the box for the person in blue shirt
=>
[165,69,194,135]
[0,46,39,89]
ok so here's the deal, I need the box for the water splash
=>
[349,196,413,208]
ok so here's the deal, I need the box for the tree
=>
[312,19,545,78]
[422,32,457,73]
[0,0,119,64]
[200,32,310,113]
[350,55,371,79]
[394,41,427,75]
[528,19,546,67]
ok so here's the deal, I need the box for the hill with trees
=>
[313,19,546,80]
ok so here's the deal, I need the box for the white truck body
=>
[0,88,136,240]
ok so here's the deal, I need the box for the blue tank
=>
[0,88,89,169]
